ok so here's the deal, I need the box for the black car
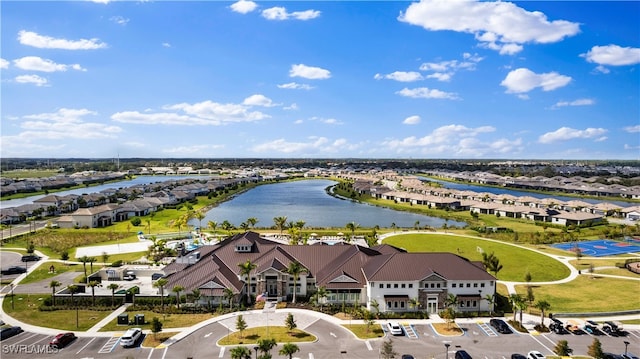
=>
[455,350,473,359]
[0,326,23,340]
[21,254,41,262]
[603,353,625,359]
[489,318,512,334]
[401,355,416,359]
[511,355,527,359]
[549,318,568,334]
[1,266,27,275]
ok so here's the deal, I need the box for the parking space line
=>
[477,322,498,337]
[365,340,372,351]
[309,353,314,359]
[218,346,225,358]
[98,336,120,354]
[12,333,40,345]
[401,323,418,339]
[147,348,154,359]
[76,337,95,354]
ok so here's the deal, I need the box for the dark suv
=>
[21,254,41,262]
[1,266,27,275]
[489,318,512,334]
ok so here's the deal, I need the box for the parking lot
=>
[0,314,638,359]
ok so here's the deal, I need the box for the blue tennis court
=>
[553,239,640,257]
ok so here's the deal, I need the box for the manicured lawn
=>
[142,332,179,348]
[20,262,81,284]
[218,326,316,345]
[515,276,639,312]
[342,323,384,339]
[431,322,463,336]
[383,233,570,282]
[2,293,111,331]
[99,310,215,331]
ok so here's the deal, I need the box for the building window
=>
[400,301,405,308]
[466,300,471,307]
[394,284,398,288]
[466,283,471,288]
[401,284,406,288]
[394,302,398,308]
[437,283,441,288]
[408,284,413,288]
[379,283,383,289]
[387,284,391,288]
[480,283,485,288]
[452,283,456,288]
[387,301,392,308]
[473,300,477,307]
[473,283,478,288]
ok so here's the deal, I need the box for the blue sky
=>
[1,0,639,160]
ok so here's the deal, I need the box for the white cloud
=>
[419,53,483,81]
[252,136,356,154]
[582,44,640,66]
[113,99,271,126]
[396,87,459,100]
[374,71,423,82]
[110,16,129,25]
[501,68,571,94]
[380,124,516,157]
[293,119,304,124]
[162,42,171,48]
[18,30,107,50]
[398,0,579,55]
[283,103,298,110]
[242,94,276,107]
[277,82,314,90]
[624,144,640,150]
[0,58,8,69]
[552,98,595,108]
[403,115,421,125]
[261,7,320,21]
[538,127,608,144]
[289,64,331,80]
[15,74,49,86]
[13,56,86,72]
[230,0,257,14]
[624,125,640,133]
[162,144,225,154]
[17,108,122,139]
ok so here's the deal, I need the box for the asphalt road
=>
[0,315,638,359]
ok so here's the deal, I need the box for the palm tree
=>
[345,221,359,242]
[194,211,205,232]
[87,280,101,306]
[444,293,458,309]
[107,283,120,307]
[88,256,97,275]
[49,280,61,306]
[257,338,276,356]
[191,288,201,305]
[240,222,250,231]
[78,255,90,282]
[369,299,380,318]
[279,343,300,359]
[313,286,329,312]
[224,288,235,310]
[391,222,397,232]
[509,294,525,322]
[247,217,258,229]
[484,294,496,317]
[172,285,184,309]
[286,261,308,304]
[534,300,551,327]
[273,216,288,235]
[153,278,168,309]
[230,346,252,359]
[238,260,257,304]
[208,220,218,233]
[409,297,420,312]
[221,220,233,235]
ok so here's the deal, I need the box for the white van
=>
[120,328,142,347]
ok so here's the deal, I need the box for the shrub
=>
[130,217,142,226]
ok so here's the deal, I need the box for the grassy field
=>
[99,311,215,331]
[342,323,384,339]
[515,276,639,312]
[19,261,81,284]
[2,293,112,331]
[142,331,179,347]
[217,326,316,345]
[383,233,570,282]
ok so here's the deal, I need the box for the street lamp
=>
[253,346,259,359]
[444,343,450,359]
[624,341,630,355]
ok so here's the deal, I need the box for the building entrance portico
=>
[427,297,438,314]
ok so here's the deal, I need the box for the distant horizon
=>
[2,1,638,159]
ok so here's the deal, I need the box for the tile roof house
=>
[161,231,496,314]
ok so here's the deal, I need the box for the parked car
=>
[0,326,23,340]
[401,355,415,359]
[528,351,545,359]
[511,355,526,359]
[489,318,512,334]
[387,322,403,336]
[603,354,625,359]
[622,354,639,359]
[49,332,76,349]
[584,321,604,336]
[120,328,142,347]
[21,254,41,262]
[123,271,137,281]
[1,266,27,275]
[549,318,568,334]
[455,350,473,359]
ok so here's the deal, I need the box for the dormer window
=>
[235,245,251,252]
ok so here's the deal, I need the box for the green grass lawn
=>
[383,233,570,282]
[2,293,112,331]
[20,262,81,284]
[342,323,384,339]
[217,326,316,345]
[99,310,215,331]
[515,276,639,312]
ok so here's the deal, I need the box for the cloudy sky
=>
[1,0,639,159]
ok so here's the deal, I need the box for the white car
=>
[120,328,142,347]
[387,322,403,336]
[527,351,545,359]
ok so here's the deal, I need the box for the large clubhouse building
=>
[162,231,496,314]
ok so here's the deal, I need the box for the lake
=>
[199,179,464,229]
